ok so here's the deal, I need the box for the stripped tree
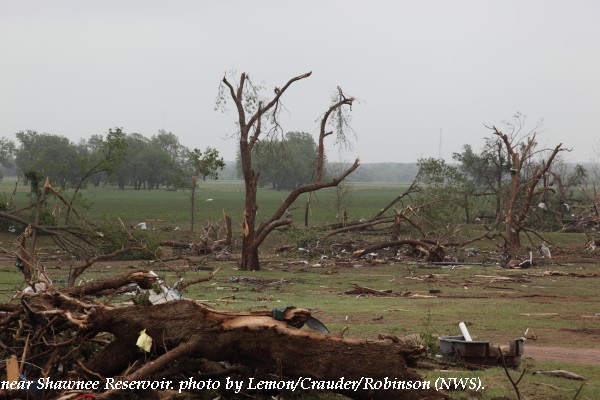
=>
[219,72,359,270]
[490,114,567,254]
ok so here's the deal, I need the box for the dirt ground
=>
[525,345,600,364]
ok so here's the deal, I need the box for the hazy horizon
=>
[2,1,599,164]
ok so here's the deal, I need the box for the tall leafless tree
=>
[220,72,359,270]
[490,124,566,253]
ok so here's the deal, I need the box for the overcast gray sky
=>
[2,0,599,163]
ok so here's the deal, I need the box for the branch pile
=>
[160,216,233,258]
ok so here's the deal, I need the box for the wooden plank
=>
[6,354,19,383]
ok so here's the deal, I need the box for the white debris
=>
[22,282,50,295]
[136,329,153,352]
[148,285,182,304]
[137,270,183,304]
[539,243,551,258]
[395,250,403,260]
[137,222,147,230]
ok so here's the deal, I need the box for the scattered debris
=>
[226,276,304,290]
[344,284,410,297]
[432,262,482,266]
[550,270,599,278]
[343,284,441,299]
[345,284,396,297]
[304,315,330,334]
[519,313,558,317]
[533,370,587,381]
[464,247,480,257]
[539,243,551,258]
[518,251,533,268]
[523,329,538,341]
[160,218,232,256]
[584,238,599,252]
[132,271,183,305]
[136,329,153,352]
[276,244,295,252]
[439,334,524,367]
[353,239,450,263]
[459,322,473,341]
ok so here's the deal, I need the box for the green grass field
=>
[1,178,410,229]
[1,178,599,399]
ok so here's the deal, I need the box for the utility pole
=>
[438,128,443,159]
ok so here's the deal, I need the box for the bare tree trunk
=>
[495,141,505,223]
[304,192,313,227]
[31,177,51,252]
[505,157,522,253]
[492,126,565,254]
[221,72,358,271]
[463,192,471,223]
[506,227,521,253]
[240,242,259,271]
[241,170,260,270]
[224,214,232,247]
[191,174,197,232]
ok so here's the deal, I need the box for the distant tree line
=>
[339,162,420,183]
[0,129,224,193]
[235,131,321,190]
[0,129,595,192]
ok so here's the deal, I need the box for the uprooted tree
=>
[218,72,360,270]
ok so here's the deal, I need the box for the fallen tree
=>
[90,301,447,400]
[0,232,447,400]
[0,270,447,400]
